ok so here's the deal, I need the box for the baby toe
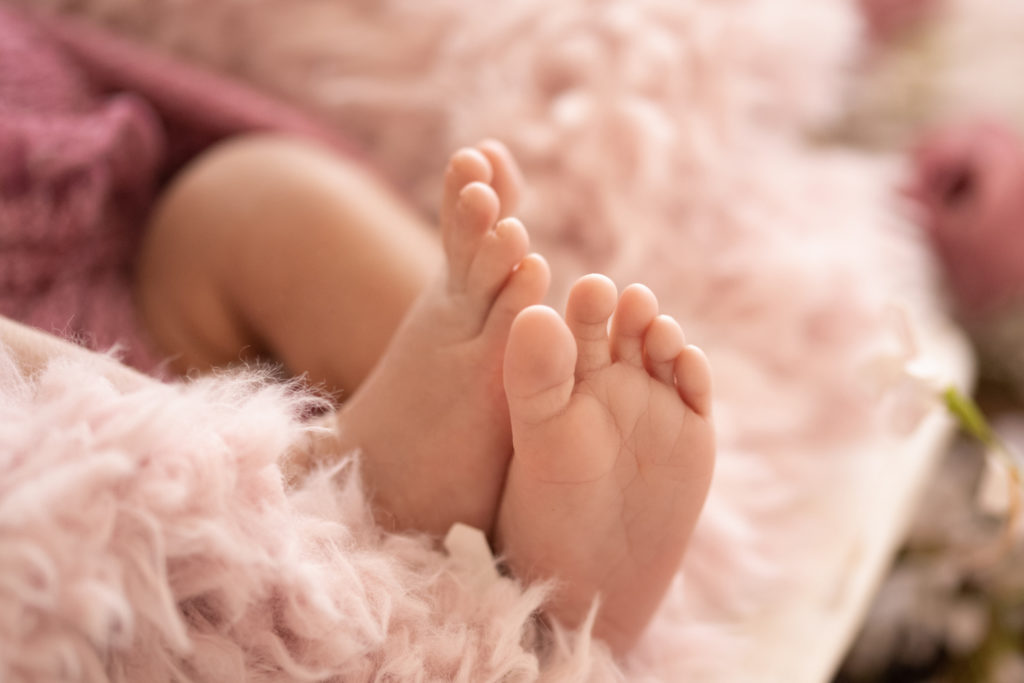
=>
[477,139,523,218]
[466,217,530,308]
[566,274,617,376]
[644,315,685,386]
[504,305,577,426]
[609,284,659,367]
[441,148,492,231]
[447,181,500,291]
[483,254,551,342]
[674,345,713,418]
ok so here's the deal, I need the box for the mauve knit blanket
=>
[0,5,355,372]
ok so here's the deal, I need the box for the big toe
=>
[504,305,576,427]
[482,252,551,341]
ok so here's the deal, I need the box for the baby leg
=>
[136,134,520,397]
[137,135,547,536]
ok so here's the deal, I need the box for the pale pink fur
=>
[5,0,954,679]
[0,352,623,681]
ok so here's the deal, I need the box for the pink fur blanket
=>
[0,354,607,681]
[0,1,961,680]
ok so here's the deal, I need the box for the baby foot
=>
[495,275,715,655]
[335,140,550,536]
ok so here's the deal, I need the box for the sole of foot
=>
[496,274,715,655]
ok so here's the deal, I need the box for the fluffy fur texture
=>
[3,0,959,679]
[0,353,617,681]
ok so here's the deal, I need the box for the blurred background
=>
[836,1,1024,681]
[3,0,1024,680]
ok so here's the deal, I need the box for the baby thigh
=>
[135,134,440,393]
